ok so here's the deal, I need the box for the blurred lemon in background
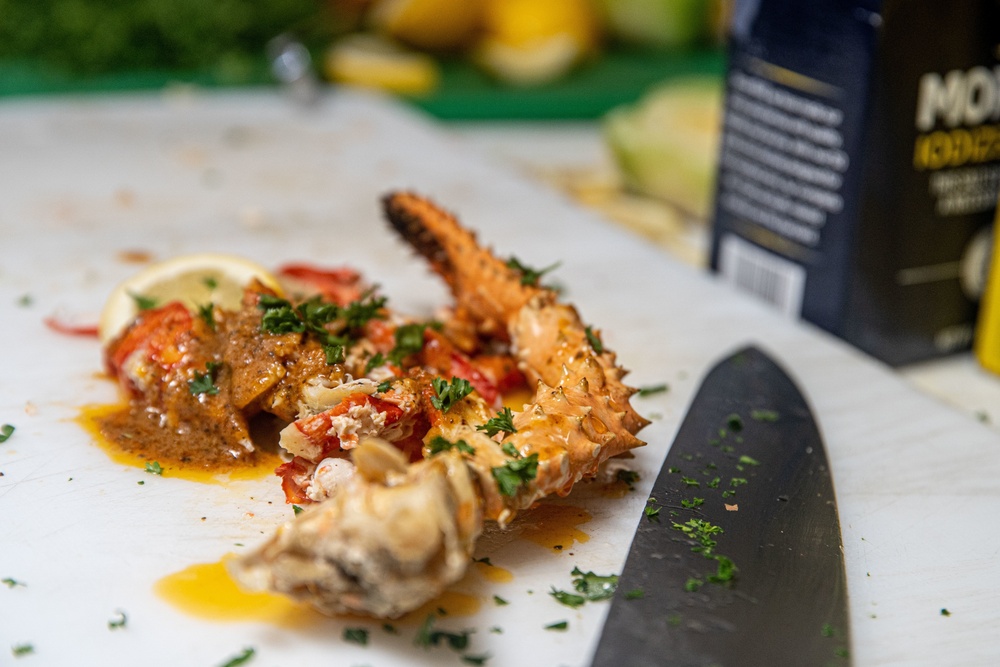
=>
[475,0,601,86]
[324,33,440,94]
[372,0,483,51]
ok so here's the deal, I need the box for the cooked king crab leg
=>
[229,193,649,617]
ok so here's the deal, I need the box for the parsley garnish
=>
[427,436,475,456]
[0,424,14,443]
[506,256,560,286]
[108,610,127,630]
[188,361,221,395]
[726,413,744,432]
[431,377,473,412]
[202,276,218,290]
[129,292,158,310]
[569,567,618,602]
[738,455,760,466]
[292,505,303,515]
[477,407,517,437]
[637,383,669,397]
[549,588,586,608]
[616,469,639,489]
[197,302,215,330]
[544,620,568,631]
[584,326,604,353]
[550,567,619,607]
[751,409,780,422]
[365,352,385,374]
[218,647,255,667]
[343,627,369,645]
[2,577,24,588]
[501,442,520,458]
[144,461,163,475]
[681,497,704,509]
[11,643,34,657]
[376,379,393,393]
[644,500,661,522]
[492,595,508,606]
[462,654,491,666]
[491,453,538,496]
[388,322,427,365]
[625,588,644,600]
[413,615,472,651]
[258,292,386,367]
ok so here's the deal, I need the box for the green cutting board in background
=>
[0,48,723,120]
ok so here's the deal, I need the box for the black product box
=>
[709,0,1000,366]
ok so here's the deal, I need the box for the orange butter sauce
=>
[77,402,281,484]
[155,556,482,627]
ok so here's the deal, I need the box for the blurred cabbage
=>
[604,77,722,218]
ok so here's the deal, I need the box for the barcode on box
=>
[718,234,805,318]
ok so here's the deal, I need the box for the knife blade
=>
[592,346,851,667]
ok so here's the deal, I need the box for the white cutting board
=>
[1,89,998,667]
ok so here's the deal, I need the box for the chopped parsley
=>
[941,608,951,617]
[501,442,520,458]
[364,352,385,374]
[413,614,472,651]
[292,505,304,515]
[637,383,669,397]
[570,566,618,602]
[551,567,619,608]
[129,291,158,310]
[738,455,760,467]
[427,436,475,456]
[217,647,255,667]
[750,409,780,422]
[2,577,24,588]
[681,497,704,509]
[376,379,393,393]
[725,413,743,432]
[616,469,640,489]
[625,588,645,600]
[477,407,517,437]
[188,361,221,395]
[0,424,14,443]
[492,595,508,606]
[431,377,473,412]
[584,325,604,353]
[197,302,215,329]
[258,292,386,367]
[549,588,586,608]
[202,276,218,290]
[388,322,428,365]
[11,643,34,657]
[343,627,369,645]
[506,256,560,286]
[684,578,703,592]
[644,498,661,522]
[461,654,491,666]
[681,476,701,488]
[544,620,568,631]
[144,461,163,475]
[108,610,127,630]
[671,519,723,555]
[491,453,539,496]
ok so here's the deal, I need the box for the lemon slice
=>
[99,253,281,345]
[324,34,440,95]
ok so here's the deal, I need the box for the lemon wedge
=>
[98,253,281,345]
[324,34,440,95]
[371,0,482,52]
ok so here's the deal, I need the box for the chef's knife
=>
[592,346,850,667]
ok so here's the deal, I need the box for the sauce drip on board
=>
[78,403,282,484]
[156,556,482,626]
